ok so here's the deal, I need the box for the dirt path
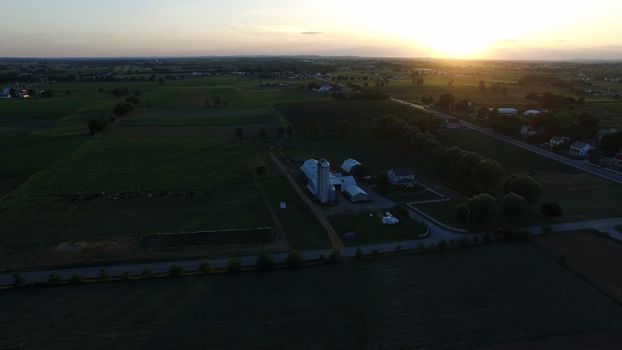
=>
[269,150,344,249]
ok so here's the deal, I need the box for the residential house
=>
[445,118,461,129]
[387,167,416,188]
[569,141,593,158]
[490,108,518,117]
[520,126,538,137]
[596,128,617,141]
[317,85,333,94]
[549,136,570,147]
[523,109,541,118]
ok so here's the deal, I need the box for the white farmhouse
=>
[388,167,416,188]
[490,108,518,117]
[569,141,593,158]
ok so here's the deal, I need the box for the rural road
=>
[2,215,620,288]
[391,98,622,186]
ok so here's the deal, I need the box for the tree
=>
[541,202,563,219]
[286,250,304,269]
[259,128,266,138]
[457,151,484,175]
[226,258,242,273]
[471,159,504,190]
[502,192,528,223]
[113,102,133,117]
[436,93,455,109]
[157,77,164,85]
[205,98,211,107]
[466,193,497,226]
[375,172,390,192]
[286,124,294,137]
[600,132,622,153]
[577,96,586,105]
[256,165,266,176]
[278,126,285,137]
[336,120,353,138]
[126,96,140,106]
[13,272,25,287]
[256,253,275,271]
[214,96,222,106]
[479,80,486,91]
[199,260,211,274]
[235,126,244,139]
[99,268,109,280]
[169,265,183,278]
[88,119,106,135]
[503,175,542,204]
[327,248,342,264]
[454,204,469,226]
[577,113,600,132]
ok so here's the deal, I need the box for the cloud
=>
[300,31,323,35]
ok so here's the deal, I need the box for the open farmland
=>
[1,244,621,349]
[535,231,622,303]
[330,212,427,246]
[120,106,279,127]
[437,129,622,221]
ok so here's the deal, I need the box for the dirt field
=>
[0,176,24,198]
[534,231,622,303]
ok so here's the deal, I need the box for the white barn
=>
[341,159,361,174]
[343,185,368,202]
[300,159,336,204]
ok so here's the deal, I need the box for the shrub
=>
[286,250,304,269]
[327,249,342,264]
[122,271,131,280]
[48,273,62,284]
[99,268,109,280]
[199,260,211,274]
[142,267,154,279]
[13,273,25,287]
[256,254,275,272]
[169,265,184,278]
[70,273,85,284]
[226,258,242,273]
[354,248,363,260]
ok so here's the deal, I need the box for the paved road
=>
[391,98,622,186]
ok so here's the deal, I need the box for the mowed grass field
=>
[1,244,621,349]
[437,129,622,221]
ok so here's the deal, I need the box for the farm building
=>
[549,136,570,147]
[341,159,361,174]
[0,87,11,99]
[597,128,617,141]
[523,109,542,117]
[317,85,333,94]
[388,167,416,188]
[343,185,368,202]
[520,126,538,137]
[569,141,593,158]
[300,159,336,204]
[490,108,518,117]
[445,118,461,129]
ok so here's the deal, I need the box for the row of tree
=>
[88,96,140,135]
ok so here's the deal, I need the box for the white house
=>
[490,108,518,117]
[523,110,541,118]
[520,126,538,137]
[341,159,361,174]
[596,128,617,141]
[549,136,570,147]
[387,167,416,188]
[300,159,336,204]
[0,87,12,99]
[317,85,333,94]
[445,118,461,129]
[569,141,593,158]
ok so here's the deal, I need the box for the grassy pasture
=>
[121,106,279,127]
[1,244,621,349]
[0,137,274,250]
[438,129,622,221]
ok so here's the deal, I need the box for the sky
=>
[1,0,622,60]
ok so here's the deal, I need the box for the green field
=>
[1,244,621,349]
[121,106,279,127]
[330,212,427,246]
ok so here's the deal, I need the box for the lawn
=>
[438,129,622,221]
[329,211,427,246]
[1,244,621,349]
